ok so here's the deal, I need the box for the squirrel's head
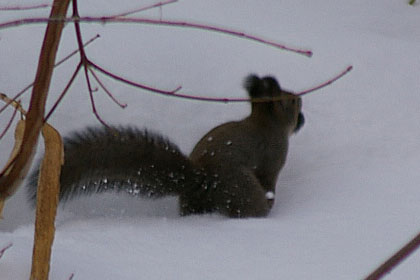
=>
[244,74,304,134]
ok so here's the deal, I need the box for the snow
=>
[1,0,420,279]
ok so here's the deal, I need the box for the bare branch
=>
[295,65,353,96]
[44,63,82,122]
[72,0,111,128]
[0,101,19,141]
[54,34,100,68]
[0,34,100,116]
[92,62,353,103]
[89,68,127,109]
[0,3,50,11]
[0,16,312,57]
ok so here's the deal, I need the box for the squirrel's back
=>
[186,75,304,217]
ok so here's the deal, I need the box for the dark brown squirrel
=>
[27,74,304,218]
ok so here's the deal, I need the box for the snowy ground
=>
[1,1,420,279]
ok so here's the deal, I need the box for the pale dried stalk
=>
[30,124,63,280]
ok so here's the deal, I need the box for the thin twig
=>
[0,16,313,57]
[0,34,100,116]
[72,0,111,128]
[295,65,353,96]
[0,243,13,259]
[55,34,100,68]
[0,4,50,11]
[0,101,19,141]
[44,63,82,122]
[89,68,127,108]
[364,231,420,280]
[93,63,179,95]
[92,62,352,103]
[111,0,178,18]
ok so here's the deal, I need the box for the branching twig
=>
[89,68,127,109]
[0,16,313,57]
[72,0,112,128]
[364,231,420,280]
[92,62,353,103]
[0,34,100,116]
[0,100,19,141]
[44,63,82,122]
[0,243,12,259]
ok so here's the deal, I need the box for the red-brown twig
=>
[89,68,127,108]
[0,100,19,141]
[44,63,82,122]
[72,0,111,128]
[0,3,50,11]
[111,0,178,18]
[0,16,312,57]
[295,65,353,96]
[0,243,13,259]
[364,231,420,280]
[92,62,353,103]
[0,34,100,116]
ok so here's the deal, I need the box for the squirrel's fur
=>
[28,74,304,218]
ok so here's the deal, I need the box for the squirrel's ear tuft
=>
[244,74,281,98]
[261,76,281,93]
[244,74,262,98]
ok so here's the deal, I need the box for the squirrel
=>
[27,74,304,218]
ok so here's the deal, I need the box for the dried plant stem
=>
[31,123,63,280]
[0,0,69,197]
[0,1,69,280]
[26,3,71,280]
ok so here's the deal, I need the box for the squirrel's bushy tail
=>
[27,126,199,203]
